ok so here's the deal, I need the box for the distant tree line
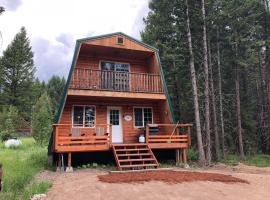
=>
[0,26,66,144]
[142,0,270,165]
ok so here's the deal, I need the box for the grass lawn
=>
[0,137,52,200]
[222,154,270,167]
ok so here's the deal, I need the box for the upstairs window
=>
[100,61,129,72]
[73,105,96,127]
[134,107,153,128]
[117,36,124,45]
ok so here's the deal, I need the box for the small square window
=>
[117,37,124,44]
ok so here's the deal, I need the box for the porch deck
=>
[53,124,192,153]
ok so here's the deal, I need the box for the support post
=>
[183,148,187,167]
[55,125,59,151]
[179,149,183,165]
[66,152,73,172]
[146,125,149,143]
[176,149,180,166]
[187,126,191,146]
[56,153,63,172]
[109,124,112,146]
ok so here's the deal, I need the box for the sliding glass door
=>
[100,61,130,91]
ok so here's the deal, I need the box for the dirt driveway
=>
[43,164,270,200]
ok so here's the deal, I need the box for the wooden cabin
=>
[49,32,192,171]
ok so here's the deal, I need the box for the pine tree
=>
[0,27,35,120]
[46,75,66,116]
[0,6,4,15]
[32,92,52,145]
[0,106,19,141]
[185,0,206,165]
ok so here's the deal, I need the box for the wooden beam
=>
[68,152,72,167]
[183,149,187,166]
[55,145,111,153]
[146,125,149,143]
[176,149,180,165]
[109,124,112,145]
[187,126,191,146]
[179,149,183,164]
[68,89,166,100]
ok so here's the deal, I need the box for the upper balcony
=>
[69,68,164,94]
[67,34,166,99]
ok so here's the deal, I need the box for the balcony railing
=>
[69,68,164,93]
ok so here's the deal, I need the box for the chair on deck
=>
[95,127,105,136]
[148,124,160,135]
[95,127,109,144]
[71,127,81,137]
[70,127,82,146]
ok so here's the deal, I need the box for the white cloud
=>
[0,0,149,81]
[0,0,22,11]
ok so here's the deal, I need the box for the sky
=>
[0,0,150,81]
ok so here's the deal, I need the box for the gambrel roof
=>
[54,32,175,124]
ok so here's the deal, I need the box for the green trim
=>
[155,53,177,123]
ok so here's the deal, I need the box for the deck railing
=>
[53,124,112,152]
[145,124,192,148]
[53,123,192,152]
[69,68,164,93]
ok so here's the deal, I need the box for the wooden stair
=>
[112,143,159,170]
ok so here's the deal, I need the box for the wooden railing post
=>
[146,125,149,143]
[109,124,112,146]
[55,125,59,150]
[187,126,191,146]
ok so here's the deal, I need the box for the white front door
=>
[107,107,123,143]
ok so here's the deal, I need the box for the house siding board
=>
[84,34,153,53]
[76,55,148,73]
[59,97,163,143]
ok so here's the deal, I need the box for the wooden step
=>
[112,143,159,170]
[113,143,148,147]
[120,164,158,168]
[118,158,156,163]
[117,153,152,157]
[115,148,149,152]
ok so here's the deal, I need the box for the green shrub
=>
[188,147,198,161]
[32,92,52,146]
[0,130,11,141]
[0,106,19,141]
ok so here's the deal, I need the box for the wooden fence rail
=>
[145,124,192,148]
[53,124,112,152]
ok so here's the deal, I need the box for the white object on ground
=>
[65,167,73,173]
[4,139,22,148]
[30,194,47,200]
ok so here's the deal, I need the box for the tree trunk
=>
[201,0,211,164]
[185,0,206,166]
[173,60,182,118]
[235,43,245,160]
[217,28,226,158]
[208,39,221,160]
